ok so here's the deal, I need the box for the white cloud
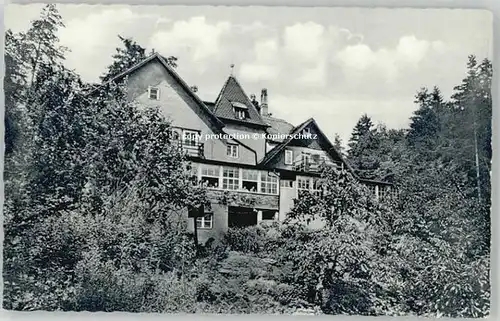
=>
[396,35,431,65]
[59,8,136,52]
[336,44,376,70]
[254,38,279,62]
[240,22,339,85]
[155,17,171,26]
[271,95,415,143]
[294,61,328,87]
[283,22,326,63]
[239,63,279,82]
[335,35,447,82]
[234,21,268,33]
[59,8,158,82]
[149,17,231,62]
[431,40,447,53]
[332,27,364,47]
[239,38,280,82]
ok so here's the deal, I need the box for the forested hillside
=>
[3,5,491,317]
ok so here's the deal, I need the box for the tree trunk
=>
[193,216,199,249]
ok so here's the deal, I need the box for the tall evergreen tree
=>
[347,114,380,179]
[3,4,70,228]
[407,86,443,150]
[18,4,67,88]
[4,30,26,155]
[100,35,178,82]
[333,133,345,156]
[449,56,492,203]
[348,114,373,152]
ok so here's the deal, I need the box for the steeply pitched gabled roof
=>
[259,118,358,176]
[94,53,225,130]
[213,76,268,127]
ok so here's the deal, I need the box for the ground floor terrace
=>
[185,189,280,243]
[184,161,394,242]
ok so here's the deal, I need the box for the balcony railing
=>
[293,159,322,173]
[173,140,204,158]
[293,157,342,173]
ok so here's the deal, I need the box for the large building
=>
[111,53,392,242]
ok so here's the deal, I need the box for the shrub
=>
[72,247,199,313]
[223,224,280,254]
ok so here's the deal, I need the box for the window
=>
[389,187,398,199]
[285,149,293,165]
[302,127,311,136]
[242,169,259,192]
[227,144,239,158]
[312,178,323,196]
[378,186,386,200]
[280,180,293,188]
[261,173,278,194]
[378,185,392,201]
[297,177,311,192]
[148,87,160,100]
[201,165,220,188]
[223,167,239,190]
[196,214,213,229]
[183,130,199,147]
[366,184,377,198]
[297,177,322,195]
[262,210,276,221]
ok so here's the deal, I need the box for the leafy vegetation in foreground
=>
[3,5,491,317]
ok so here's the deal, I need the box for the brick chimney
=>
[260,88,268,116]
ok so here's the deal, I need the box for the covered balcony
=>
[293,153,343,173]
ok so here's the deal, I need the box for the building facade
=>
[112,53,393,242]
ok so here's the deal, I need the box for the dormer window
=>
[231,101,248,120]
[148,86,160,100]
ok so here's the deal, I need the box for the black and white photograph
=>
[2,3,493,317]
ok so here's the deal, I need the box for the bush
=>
[73,247,199,313]
[223,224,280,254]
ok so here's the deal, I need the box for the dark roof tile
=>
[213,76,267,127]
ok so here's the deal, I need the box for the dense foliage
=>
[3,5,491,317]
[3,5,205,311]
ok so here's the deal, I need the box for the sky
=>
[5,4,493,144]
